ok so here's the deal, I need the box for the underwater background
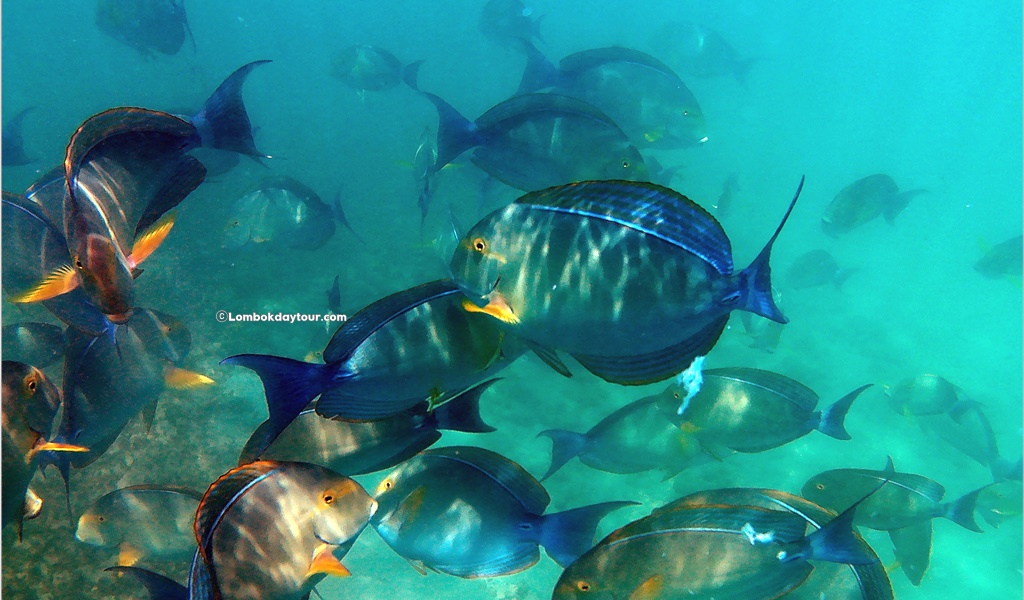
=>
[2,1,1021,598]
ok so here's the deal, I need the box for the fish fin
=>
[628,575,664,600]
[889,522,932,586]
[9,264,79,303]
[536,429,588,481]
[524,341,572,377]
[432,379,499,433]
[833,267,858,291]
[513,38,560,94]
[220,354,328,455]
[106,566,188,600]
[817,383,873,440]
[192,60,272,158]
[461,296,520,324]
[118,543,143,567]
[883,189,927,224]
[413,88,480,172]
[140,400,158,434]
[128,212,176,267]
[401,60,425,90]
[733,57,759,87]
[540,501,638,567]
[307,543,351,578]
[571,316,727,386]
[331,191,364,243]
[991,456,1023,482]
[735,176,804,323]
[794,481,884,565]
[435,545,540,578]
[196,462,283,561]
[942,485,990,532]
[425,446,550,513]
[164,366,216,389]
[405,559,429,575]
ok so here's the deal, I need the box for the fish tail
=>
[220,354,329,455]
[406,75,480,172]
[37,443,75,528]
[798,499,878,565]
[192,60,272,158]
[514,38,560,94]
[942,485,990,532]
[539,501,638,567]
[817,383,873,440]
[432,379,499,433]
[736,177,804,323]
[401,60,425,90]
[536,429,588,481]
[990,456,1022,482]
[106,566,188,600]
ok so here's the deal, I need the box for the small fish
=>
[786,248,856,290]
[478,0,543,45]
[2,107,36,166]
[95,0,196,56]
[331,189,362,242]
[451,178,802,386]
[715,172,739,217]
[537,394,713,481]
[406,67,647,191]
[412,127,438,229]
[75,485,203,567]
[975,479,1022,528]
[651,21,757,84]
[326,275,342,315]
[371,446,636,577]
[553,491,880,599]
[821,174,925,236]
[974,234,1022,279]
[884,373,963,417]
[666,368,870,456]
[644,156,684,188]
[238,380,498,475]
[914,400,1018,481]
[222,280,525,457]
[516,42,708,149]
[331,45,419,94]
[224,176,338,251]
[1,322,66,369]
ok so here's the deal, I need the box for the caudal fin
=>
[514,38,560,95]
[817,383,873,440]
[192,60,271,158]
[432,379,499,433]
[220,354,329,455]
[942,485,990,532]
[536,429,588,481]
[736,177,804,323]
[540,501,638,567]
[404,66,480,173]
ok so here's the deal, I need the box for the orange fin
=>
[461,296,520,325]
[629,575,664,600]
[307,543,351,578]
[28,441,89,461]
[118,543,143,567]
[128,212,176,267]
[164,367,215,389]
[9,264,79,303]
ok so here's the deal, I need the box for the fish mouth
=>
[456,276,502,308]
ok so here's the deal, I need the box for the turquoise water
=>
[2,1,1021,598]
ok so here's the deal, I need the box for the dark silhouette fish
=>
[516,42,708,148]
[1,322,66,368]
[95,0,195,57]
[821,174,925,236]
[974,234,1022,279]
[786,248,856,290]
[326,274,342,314]
[478,0,543,45]
[224,176,339,251]
[2,107,36,166]
[651,21,757,84]
[330,45,420,95]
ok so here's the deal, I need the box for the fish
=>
[516,42,708,148]
[553,491,881,599]
[23,488,44,521]
[974,234,1022,279]
[821,174,925,236]
[75,485,203,567]
[665,368,872,456]
[330,45,419,94]
[222,279,525,456]
[95,0,195,56]
[975,479,1023,528]
[450,178,802,386]
[224,176,339,251]
[644,156,684,188]
[326,275,343,315]
[2,361,87,537]
[651,487,893,600]
[406,67,648,191]
[478,0,543,45]
[715,172,739,217]
[237,379,498,475]
[371,445,636,577]
[1,322,67,368]
[650,21,757,84]
[914,400,1019,481]
[884,373,964,417]
[2,107,36,166]
[330,189,362,241]
[412,127,438,229]
[785,248,856,290]
[117,460,376,599]
[537,394,714,481]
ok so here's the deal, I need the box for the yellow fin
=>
[884,560,902,575]
[461,296,519,325]
[164,367,215,389]
[307,543,351,578]
[118,543,143,567]
[129,212,176,267]
[629,575,664,600]
[679,421,701,434]
[9,264,79,303]
[28,441,89,461]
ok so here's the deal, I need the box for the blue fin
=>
[431,379,499,433]
[192,60,271,158]
[525,341,572,378]
[106,566,188,600]
[817,383,872,440]
[514,39,561,94]
[220,354,331,456]
[941,485,990,532]
[735,176,803,323]
[786,478,883,565]
[536,429,588,481]
[540,501,638,567]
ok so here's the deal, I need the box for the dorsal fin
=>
[705,367,819,411]
[421,446,549,514]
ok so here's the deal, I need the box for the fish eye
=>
[74,256,84,269]
[472,238,487,253]
[98,516,105,522]
[323,490,336,505]
[815,483,825,491]
[24,376,37,395]
[383,480,393,490]
[673,391,680,400]
[576,581,591,592]
[621,160,630,169]
[682,110,689,116]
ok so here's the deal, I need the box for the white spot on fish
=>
[675,355,706,415]
[741,522,775,545]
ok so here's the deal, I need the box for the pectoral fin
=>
[307,543,351,578]
[9,264,79,303]
[461,296,519,325]
[164,366,215,389]
[128,212,176,267]
[118,543,143,567]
